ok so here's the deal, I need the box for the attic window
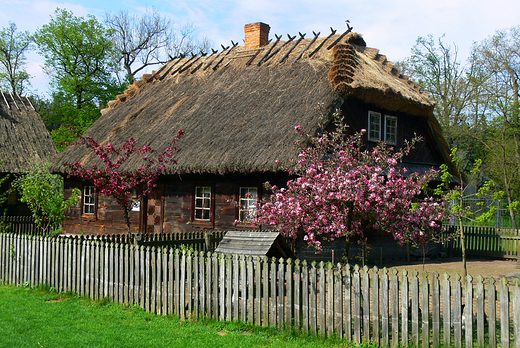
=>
[384,115,397,145]
[368,111,398,145]
[368,111,381,142]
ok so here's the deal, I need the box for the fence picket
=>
[381,268,389,346]
[513,279,520,348]
[489,277,497,348]
[500,277,510,348]
[422,272,430,348]
[465,275,474,348]
[309,261,317,334]
[334,263,343,339]
[431,272,440,347]
[318,261,325,336]
[254,257,261,326]
[270,257,277,327]
[400,270,411,347]
[263,256,269,327]
[302,260,309,333]
[372,266,379,346]
[353,264,361,344]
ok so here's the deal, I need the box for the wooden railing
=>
[0,232,518,347]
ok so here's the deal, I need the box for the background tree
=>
[105,9,211,84]
[438,149,508,278]
[34,8,124,142]
[0,21,32,94]
[256,111,447,263]
[12,162,80,235]
[399,34,478,150]
[62,129,184,233]
[470,26,520,206]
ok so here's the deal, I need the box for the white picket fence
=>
[0,232,519,347]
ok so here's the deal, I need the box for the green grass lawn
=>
[0,284,367,348]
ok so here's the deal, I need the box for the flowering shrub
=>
[62,129,184,232]
[256,110,446,254]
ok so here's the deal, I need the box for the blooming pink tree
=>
[62,129,184,233]
[256,111,446,262]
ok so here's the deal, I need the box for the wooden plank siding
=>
[1,232,519,347]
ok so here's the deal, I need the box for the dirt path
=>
[381,257,519,282]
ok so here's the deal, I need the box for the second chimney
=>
[244,22,270,49]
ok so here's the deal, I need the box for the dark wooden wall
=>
[341,96,444,166]
[62,173,285,235]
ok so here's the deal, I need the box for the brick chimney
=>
[244,22,270,49]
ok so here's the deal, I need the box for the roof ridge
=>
[100,28,432,115]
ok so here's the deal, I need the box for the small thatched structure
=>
[53,24,453,235]
[0,90,57,174]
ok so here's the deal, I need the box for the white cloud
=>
[2,0,520,95]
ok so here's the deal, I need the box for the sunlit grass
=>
[0,284,365,348]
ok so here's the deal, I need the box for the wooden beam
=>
[292,31,320,63]
[280,32,305,63]
[308,27,336,58]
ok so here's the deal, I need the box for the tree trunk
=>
[459,219,467,279]
[341,203,354,265]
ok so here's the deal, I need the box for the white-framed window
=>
[368,111,382,142]
[83,186,96,215]
[194,186,211,220]
[239,187,258,223]
[384,115,397,145]
[131,189,140,212]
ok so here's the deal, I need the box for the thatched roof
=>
[52,31,443,176]
[0,90,58,173]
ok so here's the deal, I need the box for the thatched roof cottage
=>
[0,90,58,214]
[53,23,453,235]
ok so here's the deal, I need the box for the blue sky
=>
[1,0,520,96]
